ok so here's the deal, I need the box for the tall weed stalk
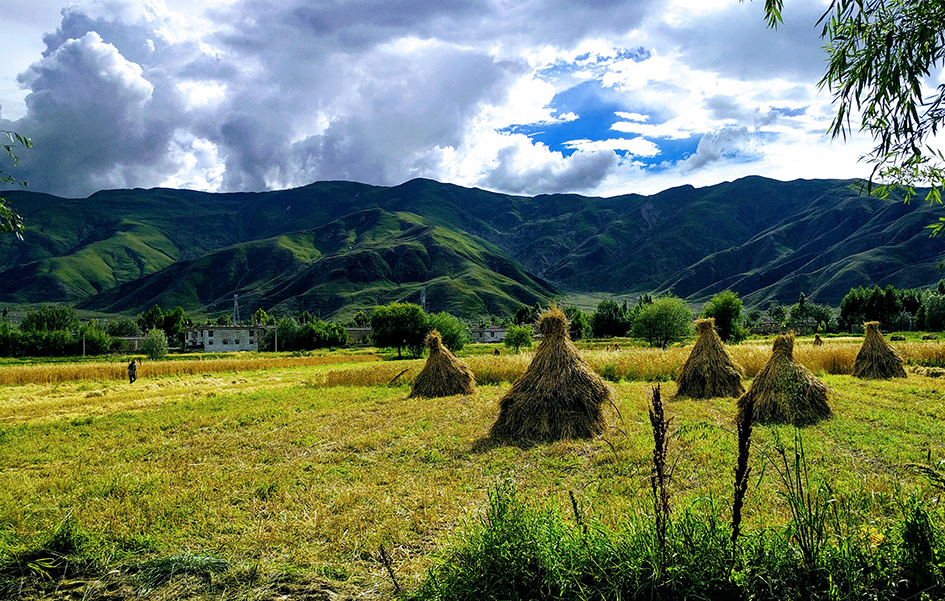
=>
[648,385,671,564]
[730,397,753,570]
[771,430,832,569]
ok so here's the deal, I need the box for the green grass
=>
[0,358,943,598]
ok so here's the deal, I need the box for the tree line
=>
[5,279,945,359]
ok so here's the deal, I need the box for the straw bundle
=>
[853,321,906,379]
[736,333,831,426]
[408,330,476,398]
[675,318,745,399]
[490,307,612,441]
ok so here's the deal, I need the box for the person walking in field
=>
[128,359,138,384]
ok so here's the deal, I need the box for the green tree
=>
[788,293,836,334]
[19,305,80,332]
[766,301,786,325]
[162,306,190,348]
[78,320,117,354]
[105,317,141,337]
[141,328,168,360]
[252,308,274,325]
[137,305,164,334]
[1,130,31,239]
[563,305,592,340]
[761,1,945,223]
[504,324,534,353]
[352,310,369,327]
[591,299,632,337]
[631,295,694,348]
[920,293,945,331]
[296,319,348,349]
[700,290,747,343]
[429,311,470,352]
[370,302,429,359]
[216,313,233,326]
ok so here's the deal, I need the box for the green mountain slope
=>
[2,176,944,318]
[78,208,556,319]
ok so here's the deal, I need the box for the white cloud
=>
[0,0,876,199]
[565,137,660,157]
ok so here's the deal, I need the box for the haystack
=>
[675,318,745,399]
[489,307,611,441]
[853,321,906,379]
[408,330,476,398]
[736,333,831,426]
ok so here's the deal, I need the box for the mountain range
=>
[1,176,943,320]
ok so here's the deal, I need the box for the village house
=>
[344,326,372,345]
[184,325,268,352]
[471,325,508,343]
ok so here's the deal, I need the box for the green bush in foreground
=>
[407,481,944,601]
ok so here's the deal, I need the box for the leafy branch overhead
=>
[760,0,945,222]
[1,130,32,239]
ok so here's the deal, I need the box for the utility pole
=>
[233,294,240,324]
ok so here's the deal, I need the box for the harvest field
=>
[1,339,944,599]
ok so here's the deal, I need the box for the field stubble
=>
[0,339,944,598]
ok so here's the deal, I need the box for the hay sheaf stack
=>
[675,318,745,399]
[489,307,611,441]
[853,321,906,379]
[408,330,476,398]
[736,333,831,426]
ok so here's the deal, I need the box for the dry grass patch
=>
[0,354,379,386]
[1,366,944,598]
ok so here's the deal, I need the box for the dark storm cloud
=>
[655,1,828,81]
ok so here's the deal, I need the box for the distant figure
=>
[128,359,138,384]
[493,348,500,356]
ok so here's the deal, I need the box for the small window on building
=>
[209,330,214,337]
[223,339,229,345]
[236,339,240,345]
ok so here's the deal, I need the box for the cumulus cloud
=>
[678,126,756,173]
[478,144,619,195]
[0,0,872,199]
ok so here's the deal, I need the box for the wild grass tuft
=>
[409,478,944,601]
[132,552,230,595]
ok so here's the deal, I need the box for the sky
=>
[0,0,884,199]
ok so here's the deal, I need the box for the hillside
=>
[1,176,944,318]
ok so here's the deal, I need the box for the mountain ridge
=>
[2,176,943,319]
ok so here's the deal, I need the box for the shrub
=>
[632,296,694,347]
[141,328,168,360]
[371,302,429,358]
[701,290,748,343]
[429,312,470,352]
[503,325,533,353]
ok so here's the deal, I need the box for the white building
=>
[184,325,267,352]
[471,326,508,343]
